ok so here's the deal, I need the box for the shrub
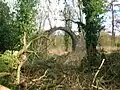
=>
[0,50,18,72]
[116,43,120,47]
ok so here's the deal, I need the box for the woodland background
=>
[0,0,120,90]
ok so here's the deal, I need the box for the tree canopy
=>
[0,1,15,53]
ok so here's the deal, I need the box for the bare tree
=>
[63,3,73,51]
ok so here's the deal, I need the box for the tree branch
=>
[92,59,105,87]
[40,75,66,90]
[32,69,49,82]
[0,72,10,78]
[64,19,86,29]
[18,35,49,56]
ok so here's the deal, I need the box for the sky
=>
[5,0,79,34]
[103,0,120,35]
[5,0,120,35]
[5,0,16,12]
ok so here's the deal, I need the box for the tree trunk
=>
[64,33,69,51]
[85,31,98,71]
[86,43,98,70]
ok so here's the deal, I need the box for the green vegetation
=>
[0,1,17,53]
[0,51,18,72]
[0,0,120,90]
[14,0,38,41]
[79,0,107,67]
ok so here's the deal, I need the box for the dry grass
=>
[99,46,120,52]
[48,49,70,56]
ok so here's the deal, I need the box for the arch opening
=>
[45,27,78,51]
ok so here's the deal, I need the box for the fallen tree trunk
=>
[0,85,10,90]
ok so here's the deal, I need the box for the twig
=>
[28,69,49,90]
[32,69,49,82]
[0,72,10,77]
[91,85,103,90]
[92,59,105,86]
[40,75,66,90]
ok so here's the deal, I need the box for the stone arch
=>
[45,27,78,51]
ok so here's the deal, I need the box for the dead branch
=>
[0,72,10,77]
[17,32,27,84]
[40,75,66,90]
[16,32,50,84]
[92,59,105,88]
[18,35,49,57]
[32,69,49,82]
[91,85,104,90]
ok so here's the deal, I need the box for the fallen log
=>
[0,85,10,90]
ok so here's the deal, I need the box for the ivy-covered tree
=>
[78,0,107,66]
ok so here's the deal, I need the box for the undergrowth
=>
[1,50,120,90]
